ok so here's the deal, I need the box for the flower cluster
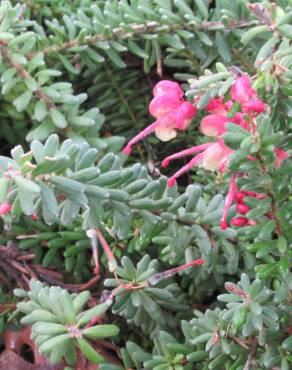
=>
[123,75,289,230]
[123,81,196,155]
[163,75,266,187]
[219,175,266,230]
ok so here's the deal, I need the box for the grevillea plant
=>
[0,1,290,370]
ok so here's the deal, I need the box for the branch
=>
[33,19,259,57]
[243,343,257,370]
[0,41,55,112]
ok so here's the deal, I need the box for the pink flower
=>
[274,148,289,168]
[162,143,213,168]
[242,98,265,114]
[201,141,233,172]
[31,213,38,221]
[163,141,233,188]
[230,75,256,104]
[200,114,230,137]
[153,80,183,98]
[175,102,197,129]
[154,102,197,142]
[149,93,181,119]
[0,203,12,215]
[203,98,233,115]
[123,81,196,155]
[204,98,225,113]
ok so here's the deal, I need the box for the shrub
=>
[0,1,290,369]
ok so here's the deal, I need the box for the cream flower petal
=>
[154,126,177,141]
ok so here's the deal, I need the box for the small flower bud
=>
[234,192,246,203]
[31,213,38,221]
[236,203,250,214]
[0,203,12,215]
[230,217,248,227]
[220,220,228,230]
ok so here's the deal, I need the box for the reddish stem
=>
[148,258,204,285]
[95,227,117,272]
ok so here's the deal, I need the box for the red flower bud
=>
[236,203,250,214]
[230,217,248,227]
[0,203,12,215]
[220,220,228,230]
[234,192,246,203]
[31,213,38,221]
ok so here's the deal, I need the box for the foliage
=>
[15,279,119,366]
[0,0,290,369]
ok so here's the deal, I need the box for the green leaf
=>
[39,334,70,355]
[20,310,58,324]
[77,338,104,364]
[194,0,209,18]
[26,119,55,142]
[13,91,32,112]
[282,336,292,351]
[187,351,208,362]
[51,176,85,193]
[34,100,47,121]
[77,303,110,327]
[215,32,231,62]
[50,109,67,129]
[83,325,119,339]
[241,25,268,44]
[15,176,40,193]
[73,291,90,313]
[0,32,14,41]
[43,134,59,157]
[278,24,292,39]
[128,40,148,59]
[33,323,67,335]
[32,154,70,176]
[105,49,126,68]
[58,54,80,74]
[39,182,58,225]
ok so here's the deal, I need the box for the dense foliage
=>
[0,0,291,369]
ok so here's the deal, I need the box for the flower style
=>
[220,174,237,230]
[123,80,197,155]
[162,140,234,187]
